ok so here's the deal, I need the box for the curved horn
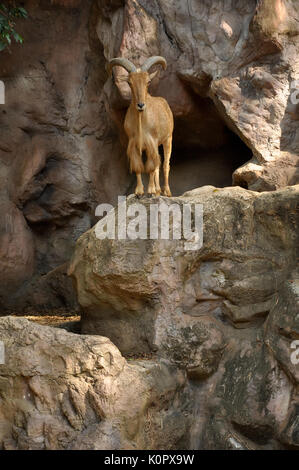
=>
[141,56,167,72]
[106,58,137,76]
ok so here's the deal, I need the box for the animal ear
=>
[149,70,158,82]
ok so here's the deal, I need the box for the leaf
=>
[0,3,28,53]
[0,4,8,14]
[18,7,28,18]
[5,33,11,45]
[12,31,23,43]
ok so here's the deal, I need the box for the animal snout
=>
[137,102,145,111]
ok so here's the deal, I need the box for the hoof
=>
[135,193,144,199]
[163,188,172,197]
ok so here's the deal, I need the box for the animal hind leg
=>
[135,173,144,197]
[145,140,160,196]
[154,167,161,196]
[145,141,160,196]
[163,136,172,197]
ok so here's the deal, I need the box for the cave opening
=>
[158,93,253,197]
[168,128,252,196]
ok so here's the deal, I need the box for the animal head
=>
[107,56,167,112]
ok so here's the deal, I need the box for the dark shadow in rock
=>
[164,126,252,197]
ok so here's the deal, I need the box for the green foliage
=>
[0,2,27,52]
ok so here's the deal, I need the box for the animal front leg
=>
[145,139,160,197]
[127,139,144,197]
[135,173,144,197]
[147,171,156,197]
[154,167,161,196]
[163,136,172,197]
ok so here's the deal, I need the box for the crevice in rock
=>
[160,91,253,196]
[232,420,274,446]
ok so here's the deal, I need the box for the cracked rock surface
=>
[0,0,299,310]
[67,185,299,449]
[0,316,192,450]
[1,183,298,449]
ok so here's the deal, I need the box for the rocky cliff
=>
[68,185,298,449]
[0,0,298,451]
[0,185,298,450]
[0,0,298,310]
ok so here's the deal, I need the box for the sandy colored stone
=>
[0,316,192,450]
[0,0,298,310]
[69,186,298,355]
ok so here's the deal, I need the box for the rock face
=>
[0,1,299,450]
[0,0,130,312]
[69,185,299,449]
[0,0,298,310]
[0,317,192,450]
[69,186,298,352]
[101,0,299,190]
[0,187,297,450]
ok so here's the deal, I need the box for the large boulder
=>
[68,184,299,450]
[1,181,298,450]
[69,185,298,355]
[0,317,192,450]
